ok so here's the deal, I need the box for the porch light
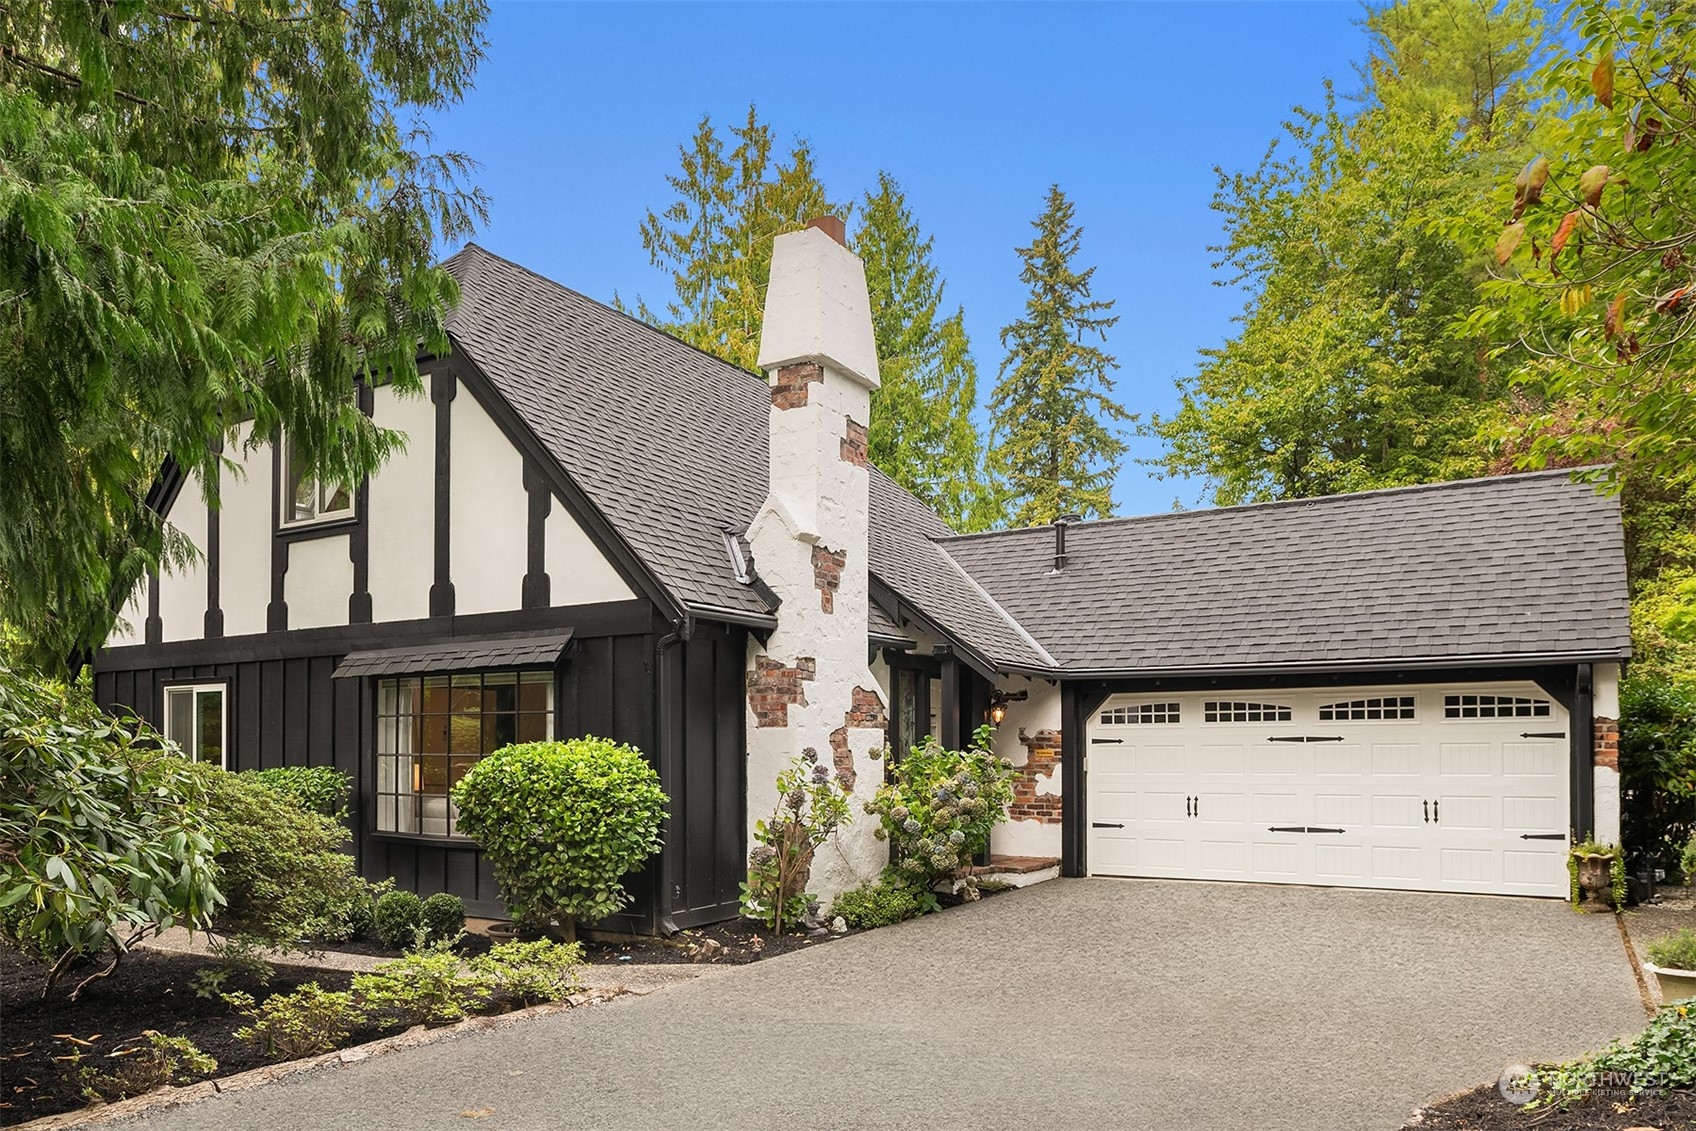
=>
[987,689,1028,727]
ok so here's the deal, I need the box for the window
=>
[281,438,354,527]
[1317,695,1416,721]
[164,684,227,766]
[1444,693,1552,719]
[375,671,555,837]
[1099,702,1180,725]
[1203,701,1292,723]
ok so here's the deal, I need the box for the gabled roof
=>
[939,470,1633,676]
[441,244,1042,666]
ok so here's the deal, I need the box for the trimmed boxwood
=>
[451,738,666,938]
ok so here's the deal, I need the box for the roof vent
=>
[722,527,756,585]
[1052,514,1080,572]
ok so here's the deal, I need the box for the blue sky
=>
[428,1,1371,517]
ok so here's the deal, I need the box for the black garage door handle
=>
[1092,822,1125,829]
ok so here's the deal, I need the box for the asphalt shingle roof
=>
[441,245,1047,667]
[938,470,1633,674]
[334,631,576,679]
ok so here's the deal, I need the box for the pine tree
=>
[989,187,1129,527]
[854,173,998,531]
[0,0,488,674]
[636,105,841,372]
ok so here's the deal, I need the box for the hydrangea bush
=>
[866,725,1015,898]
[741,750,850,933]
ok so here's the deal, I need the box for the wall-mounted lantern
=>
[987,689,1028,727]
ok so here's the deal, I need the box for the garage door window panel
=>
[1443,693,1551,719]
[1099,702,1180,725]
[1202,701,1292,723]
[1318,696,1416,721]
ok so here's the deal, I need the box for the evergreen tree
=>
[854,173,998,531]
[988,186,1129,527]
[1149,0,1542,506]
[636,105,841,372]
[0,0,488,674]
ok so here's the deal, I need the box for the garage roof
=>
[939,471,1632,676]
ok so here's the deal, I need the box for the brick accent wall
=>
[840,418,868,467]
[747,656,815,728]
[1595,717,1620,771]
[1010,728,1063,824]
[771,362,824,409]
[827,687,889,791]
[812,544,845,613]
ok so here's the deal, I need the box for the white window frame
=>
[279,437,356,529]
[1316,693,1418,722]
[163,682,229,767]
[1441,692,1554,720]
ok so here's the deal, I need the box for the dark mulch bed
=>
[1406,1081,1696,1129]
[1,946,412,1128]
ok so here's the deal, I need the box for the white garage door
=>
[1086,683,1570,897]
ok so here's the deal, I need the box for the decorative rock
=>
[830,916,848,934]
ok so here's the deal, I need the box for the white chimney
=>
[744,218,888,899]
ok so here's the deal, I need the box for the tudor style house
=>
[94,221,1633,929]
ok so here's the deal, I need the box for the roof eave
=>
[1040,648,1632,682]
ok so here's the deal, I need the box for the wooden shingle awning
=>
[332,631,575,680]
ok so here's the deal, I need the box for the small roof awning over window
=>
[332,631,575,680]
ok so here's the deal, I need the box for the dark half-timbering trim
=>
[144,571,162,645]
[521,460,551,609]
[1572,663,1595,841]
[349,383,375,625]
[446,346,684,622]
[1059,682,1087,877]
[868,576,1002,683]
[267,441,288,631]
[97,598,654,670]
[204,435,224,639]
[429,364,456,619]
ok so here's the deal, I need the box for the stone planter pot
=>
[1575,852,1617,911]
[484,920,523,943]
[1646,964,1696,1005]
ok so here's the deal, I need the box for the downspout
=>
[1572,663,1595,843]
[653,614,693,936]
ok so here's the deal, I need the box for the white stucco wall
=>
[368,385,435,624]
[1594,662,1622,845]
[284,534,353,629]
[544,501,634,606]
[221,423,274,638]
[991,678,1064,859]
[156,487,208,642]
[448,392,527,616]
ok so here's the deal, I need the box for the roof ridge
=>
[938,467,1615,544]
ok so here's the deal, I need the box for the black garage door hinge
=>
[1267,826,1347,834]
[1267,736,1346,743]
[1091,738,1125,744]
[1519,832,1566,840]
[1520,732,1566,739]
[1092,821,1125,829]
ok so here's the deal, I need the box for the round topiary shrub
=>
[421,892,465,945]
[373,890,425,951]
[451,738,667,939]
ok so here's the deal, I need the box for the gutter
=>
[682,603,781,631]
[998,648,1633,682]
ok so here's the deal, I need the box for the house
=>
[93,220,1633,929]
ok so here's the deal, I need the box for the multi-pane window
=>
[375,671,554,837]
[1203,701,1292,723]
[164,684,226,766]
[1317,696,1416,721]
[1099,702,1180,725]
[1444,693,1552,719]
[281,438,354,526]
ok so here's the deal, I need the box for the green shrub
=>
[226,983,366,1061]
[1649,929,1696,973]
[75,1031,217,1103]
[373,890,425,951]
[1532,1001,1696,1108]
[469,940,583,1007]
[354,949,484,1025]
[421,892,465,945]
[321,876,393,944]
[191,764,365,968]
[451,738,666,938]
[829,871,932,929]
[0,670,220,992]
[1621,678,1696,871]
[241,766,352,819]
[741,751,851,933]
[866,725,1016,897]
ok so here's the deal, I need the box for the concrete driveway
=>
[114,878,1645,1131]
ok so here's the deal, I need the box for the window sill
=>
[277,514,360,541]
[367,830,479,848]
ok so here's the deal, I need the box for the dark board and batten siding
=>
[93,606,749,931]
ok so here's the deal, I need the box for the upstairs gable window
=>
[281,438,354,527]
